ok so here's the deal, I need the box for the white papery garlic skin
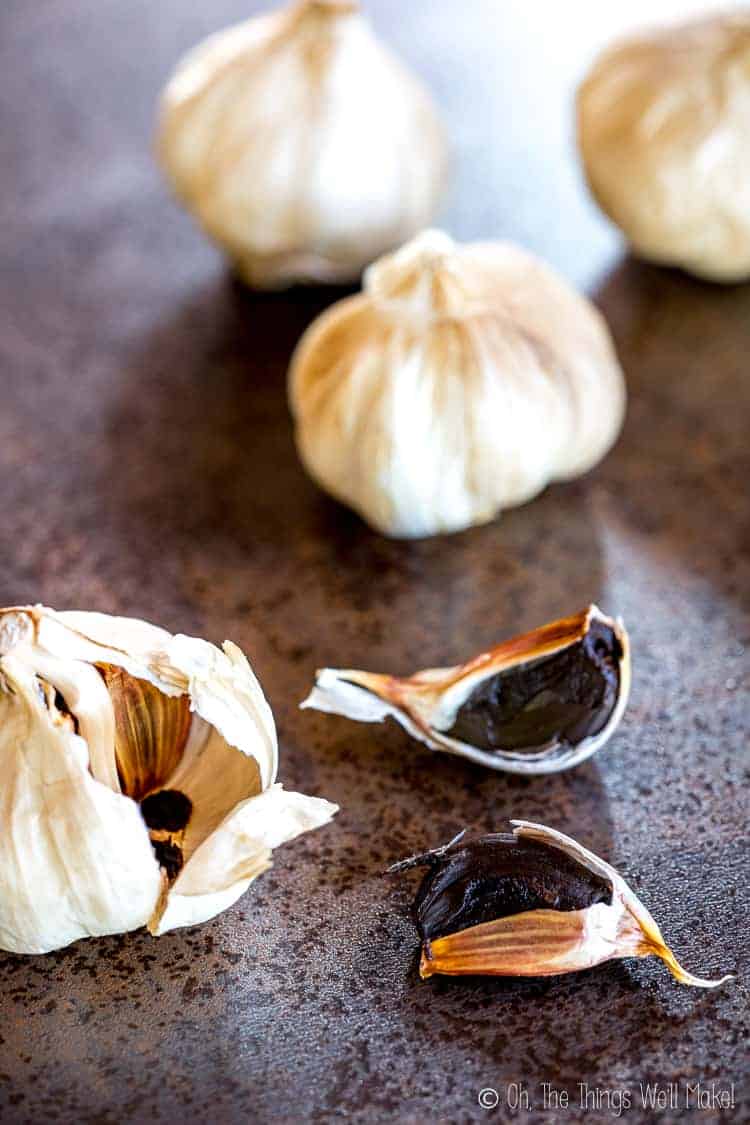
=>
[289,230,625,538]
[0,606,337,954]
[578,13,750,282]
[157,0,447,288]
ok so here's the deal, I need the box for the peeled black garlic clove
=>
[302,605,630,773]
[391,822,732,987]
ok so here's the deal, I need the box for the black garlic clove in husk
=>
[391,822,732,987]
[303,606,630,773]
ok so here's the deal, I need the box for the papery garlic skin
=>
[157,0,447,288]
[0,606,337,954]
[289,230,625,538]
[0,649,163,955]
[578,13,750,282]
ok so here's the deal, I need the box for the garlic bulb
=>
[289,230,626,538]
[157,0,447,288]
[578,13,750,282]
[0,606,337,954]
[394,822,732,986]
[303,605,630,774]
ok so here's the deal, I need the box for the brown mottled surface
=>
[0,1,748,1122]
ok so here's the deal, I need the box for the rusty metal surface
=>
[0,1,748,1122]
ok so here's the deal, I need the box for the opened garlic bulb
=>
[578,13,750,282]
[289,230,626,537]
[303,606,630,774]
[0,606,337,954]
[157,0,447,287]
[393,822,732,987]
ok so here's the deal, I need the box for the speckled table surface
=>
[0,1,748,1122]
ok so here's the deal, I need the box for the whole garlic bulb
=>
[578,13,750,282]
[157,0,447,288]
[288,230,626,538]
[0,606,337,954]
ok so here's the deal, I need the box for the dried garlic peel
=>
[0,606,337,954]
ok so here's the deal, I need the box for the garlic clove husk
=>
[157,0,447,288]
[393,821,732,987]
[48,610,279,788]
[288,230,626,537]
[303,605,630,774]
[578,13,750,282]
[0,606,337,953]
[96,663,192,800]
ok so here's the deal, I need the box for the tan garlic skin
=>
[578,13,750,282]
[415,822,732,988]
[289,230,625,538]
[0,606,337,954]
[157,0,447,288]
[303,605,630,775]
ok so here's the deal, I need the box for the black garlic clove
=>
[303,606,630,774]
[140,789,193,883]
[391,821,732,988]
[411,833,612,943]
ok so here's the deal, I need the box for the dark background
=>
[0,1,747,1122]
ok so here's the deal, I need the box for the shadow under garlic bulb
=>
[0,606,337,954]
[289,230,626,538]
[578,12,750,282]
[157,0,447,288]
